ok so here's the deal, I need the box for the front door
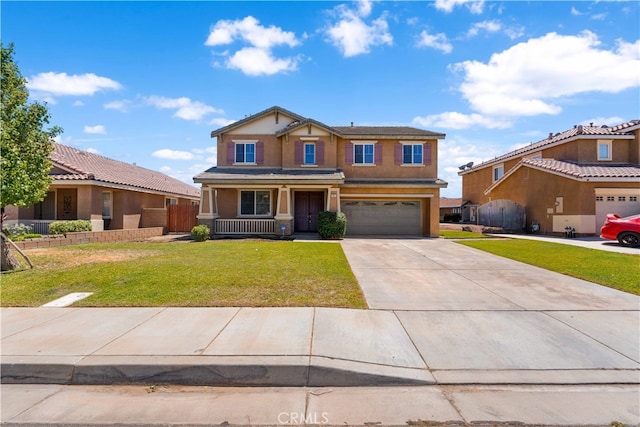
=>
[294,191,324,232]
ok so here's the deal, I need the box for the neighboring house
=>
[4,143,200,233]
[194,106,447,236]
[439,197,467,222]
[459,120,640,235]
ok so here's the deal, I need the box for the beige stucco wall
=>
[336,138,439,179]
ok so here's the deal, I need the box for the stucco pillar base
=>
[274,218,294,236]
[197,217,216,236]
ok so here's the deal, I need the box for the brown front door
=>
[294,191,324,232]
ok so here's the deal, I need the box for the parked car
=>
[600,214,640,247]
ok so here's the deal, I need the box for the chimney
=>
[577,125,583,134]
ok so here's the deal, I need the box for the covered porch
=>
[194,168,345,236]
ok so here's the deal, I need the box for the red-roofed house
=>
[459,120,640,235]
[194,106,447,236]
[5,144,200,233]
[439,197,468,222]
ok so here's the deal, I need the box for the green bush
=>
[191,224,210,242]
[12,233,42,242]
[48,220,92,235]
[3,223,34,239]
[317,211,347,239]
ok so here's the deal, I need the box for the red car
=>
[600,214,640,247]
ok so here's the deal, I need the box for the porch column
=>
[197,186,218,233]
[274,186,293,235]
[328,187,341,212]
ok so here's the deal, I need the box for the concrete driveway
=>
[340,238,640,384]
[340,237,639,311]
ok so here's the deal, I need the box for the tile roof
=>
[332,126,445,139]
[439,197,464,208]
[194,167,345,183]
[209,105,446,140]
[522,158,640,179]
[51,144,200,199]
[465,119,640,172]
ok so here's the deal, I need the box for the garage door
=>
[341,200,421,235]
[595,192,640,230]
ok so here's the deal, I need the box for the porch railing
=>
[19,220,54,235]
[215,219,275,234]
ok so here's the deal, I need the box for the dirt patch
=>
[26,249,157,269]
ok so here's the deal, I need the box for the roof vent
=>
[351,121,354,127]
[601,125,608,128]
[589,122,594,127]
[548,132,553,139]
[577,125,583,134]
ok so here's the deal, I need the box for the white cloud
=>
[72,100,84,107]
[466,20,501,37]
[209,117,236,127]
[205,16,301,76]
[417,30,452,54]
[412,112,511,130]
[227,47,299,76]
[152,149,194,160]
[434,0,485,14]
[453,31,640,118]
[144,96,222,121]
[83,125,107,135]
[325,3,393,57]
[86,147,100,154]
[104,99,132,112]
[27,72,122,96]
[570,7,582,16]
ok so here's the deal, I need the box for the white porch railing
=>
[215,219,276,234]
[18,220,54,235]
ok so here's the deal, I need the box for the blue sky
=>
[3,0,639,197]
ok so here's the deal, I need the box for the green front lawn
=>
[439,230,490,239]
[1,241,367,308]
[457,239,639,295]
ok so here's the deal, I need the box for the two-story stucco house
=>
[459,120,640,235]
[194,106,447,237]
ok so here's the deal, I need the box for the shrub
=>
[48,220,92,235]
[191,224,210,242]
[444,213,462,223]
[317,211,347,239]
[12,233,42,242]
[3,223,34,239]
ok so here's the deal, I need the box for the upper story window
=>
[295,140,324,166]
[354,143,375,164]
[165,197,177,206]
[403,144,423,165]
[597,140,612,161]
[493,164,504,182]
[304,143,315,165]
[227,140,263,165]
[345,141,380,165]
[236,143,255,164]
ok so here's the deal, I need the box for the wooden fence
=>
[166,204,199,232]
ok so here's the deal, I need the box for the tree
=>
[1,42,62,270]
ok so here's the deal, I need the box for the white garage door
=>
[595,192,640,230]
[341,200,422,235]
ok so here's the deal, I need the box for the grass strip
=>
[457,239,639,295]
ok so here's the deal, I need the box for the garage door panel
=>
[342,200,421,235]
